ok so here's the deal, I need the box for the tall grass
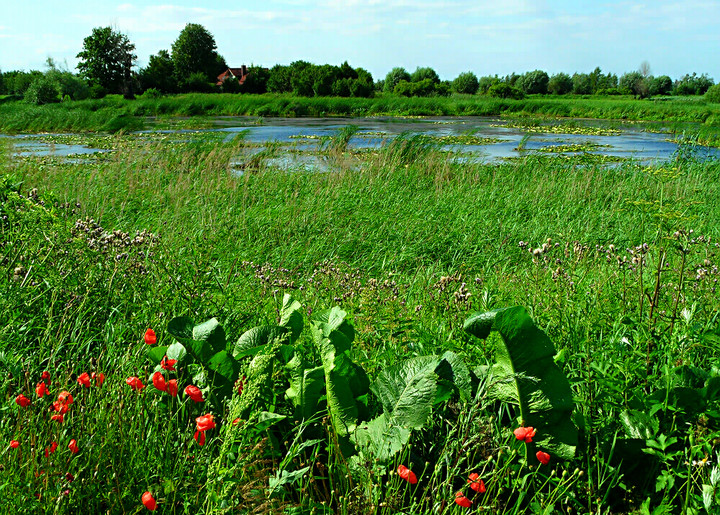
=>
[3,134,720,512]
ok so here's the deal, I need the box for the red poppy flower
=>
[144,328,157,345]
[142,491,158,511]
[196,414,216,432]
[184,385,204,402]
[193,430,207,446]
[160,356,177,371]
[65,472,75,482]
[397,464,418,485]
[77,372,91,388]
[68,439,79,454]
[152,372,167,392]
[51,413,65,423]
[10,440,20,449]
[15,394,31,408]
[455,492,472,508]
[514,426,537,443]
[36,381,49,398]
[92,372,105,387]
[41,371,50,382]
[57,391,74,405]
[167,379,178,397]
[44,441,58,458]
[52,400,70,414]
[126,376,145,391]
[232,417,241,426]
[468,472,486,493]
[536,451,551,465]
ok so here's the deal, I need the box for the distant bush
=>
[487,83,524,99]
[452,72,479,95]
[705,84,720,104]
[141,88,163,99]
[24,77,60,105]
[548,73,573,95]
[89,84,107,99]
[596,88,621,96]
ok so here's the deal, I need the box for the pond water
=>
[3,116,720,166]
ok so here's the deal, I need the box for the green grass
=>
[2,133,720,513]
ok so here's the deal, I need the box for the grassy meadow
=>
[2,123,720,513]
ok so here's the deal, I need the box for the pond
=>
[3,116,719,166]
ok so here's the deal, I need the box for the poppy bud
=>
[167,379,178,397]
[68,439,79,454]
[10,440,20,449]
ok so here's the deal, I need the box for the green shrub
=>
[89,84,107,99]
[705,84,720,103]
[23,77,60,105]
[141,87,162,99]
[487,82,524,99]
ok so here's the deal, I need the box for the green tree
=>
[45,58,89,100]
[384,67,410,92]
[548,73,573,95]
[619,71,648,98]
[478,75,499,94]
[705,84,720,103]
[289,61,314,97]
[241,66,270,94]
[452,71,479,94]
[139,50,176,93]
[24,76,60,105]
[487,82,524,99]
[267,64,292,93]
[571,73,593,95]
[410,67,440,84]
[518,70,549,94]
[76,27,136,95]
[171,23,226,90]
[650,75,672,96]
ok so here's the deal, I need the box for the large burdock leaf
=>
[233,326,289,359]
[285,354,325,421]
[167,316,223,364]
[279,293,303,344]
[464,306,577,460]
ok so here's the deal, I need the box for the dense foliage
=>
[76,27,136,96]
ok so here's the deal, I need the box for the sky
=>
[1,0,718,82]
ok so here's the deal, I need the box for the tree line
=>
[0,25,717,105]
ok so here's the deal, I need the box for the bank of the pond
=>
[1,93,719,144]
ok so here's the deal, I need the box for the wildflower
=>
[52,400,70,414]
[232,417,241,426]
[68,439,79,454]
[514,426,536,443]
[65,472,75,482]
[160,356,177,371]
[10,440,20,449]
[194,414,215,446]
[57,391,73,405]
[397,464,418,485]
[455,492,472,508]
[126,376,145,391]
[167,379,178,397]
[468,472,486,493]
[536,451,551,465]
[15,394,31,408]
[152,372,167,392]
[144,328,157,345]
[36,381,49,398]
[77,372,91,388]
[92,372,105,387]
[142,491,158,511]
[236,375,246,396]
[184,385,204,403]
[51,413,65,423]
[41,371,50,383]
[45,441,58,457]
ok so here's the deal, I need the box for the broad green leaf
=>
[166,342,187,362]
[207,350,240,385]
[351,413,412,463]
[268,466,311,496]
[279,293,304,343]
[146,345,168,364]
[233,325,289,359]
[193,318,226,354]
[167,316,193,341]
[286,354,325,421]
[463,309,507,340]
[620,410,659,440]
[256,411,287,431]
[371,355,438,430]
[166,316,215,363]
[464,307,578,460]
[437,351,472,402]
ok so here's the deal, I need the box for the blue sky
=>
[1,0,718,81]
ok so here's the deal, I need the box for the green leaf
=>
[351,413,412,463]
[464,307,578,460]
[279,293,304,343]
[463,309,507,340]
[233,326,289,359]
[286,354,325,421]
[371,355,438,430]
[166,316,215,363]
[193,318,226,354]
[437,351,472,402]
[207,350,240,385]
[268,466,311,496]
[166,342,187,362]
[146,345,168,364]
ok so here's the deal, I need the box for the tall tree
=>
[76,27,136,95]
[171,23,226,90]
[139,50,176,93]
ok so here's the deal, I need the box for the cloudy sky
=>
[1,0,718,81]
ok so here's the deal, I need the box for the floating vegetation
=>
[494,122,622,136]
[503,152,628,164]
[536,143,612,153]
[430,134,504,145]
